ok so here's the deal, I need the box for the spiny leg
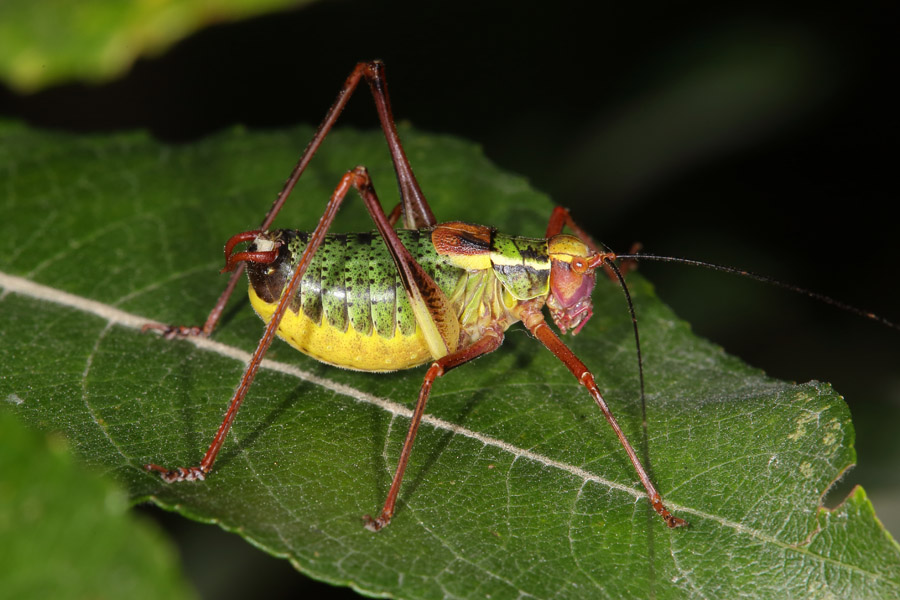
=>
[145,166,442,482]
[364,328,506,531]
[517,301,687,528]
[145,60,435,339]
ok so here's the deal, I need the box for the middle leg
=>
[364,327,506,531]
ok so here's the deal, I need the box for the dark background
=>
[3,1,897,597]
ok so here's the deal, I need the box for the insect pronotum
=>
[143,60,897,531]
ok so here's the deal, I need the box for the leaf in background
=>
[1,121,899,598]
[0,411,195,599]
[0,0,317,93]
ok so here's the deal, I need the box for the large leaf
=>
[0,0,317,93]
[1,122,898,599]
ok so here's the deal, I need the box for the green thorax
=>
[488,232,551,300]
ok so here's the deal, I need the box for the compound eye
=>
[570,257,588,274]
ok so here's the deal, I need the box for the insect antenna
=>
[617,253,900,332]
[603,258,648,425]
[601,257,664,490]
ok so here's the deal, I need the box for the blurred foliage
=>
[0,411,195,599]
[0,0,316,93]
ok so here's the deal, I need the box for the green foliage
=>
[1,122,899,598]
[0,0,316,92]
[0,411,195,599]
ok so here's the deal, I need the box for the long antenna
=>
[602,256,666,515]
[617,253,900,332]
[603,258,648,423]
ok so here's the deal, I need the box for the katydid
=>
[144,60,897,532]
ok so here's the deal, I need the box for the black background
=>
[3,1,898,597]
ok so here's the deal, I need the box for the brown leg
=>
[545,206,639,280]
[145,60,435,339]
[145,166,449,483]
[546,206,606,249]
[364,328,506,531]
[386,202,404,228]
[517,301,686,528]
[621,242,642,276]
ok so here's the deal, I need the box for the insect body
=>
[143,60,695,531]
[244,225,590,372]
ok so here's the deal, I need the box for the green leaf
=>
[0,0,317,93]
[1,121,898,599]
[0,410,196,599]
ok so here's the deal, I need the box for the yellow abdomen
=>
[249,287,434,372]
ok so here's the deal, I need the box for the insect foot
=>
[362,514,391,532]
[144,463,208,483]
[664,514,689,529]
